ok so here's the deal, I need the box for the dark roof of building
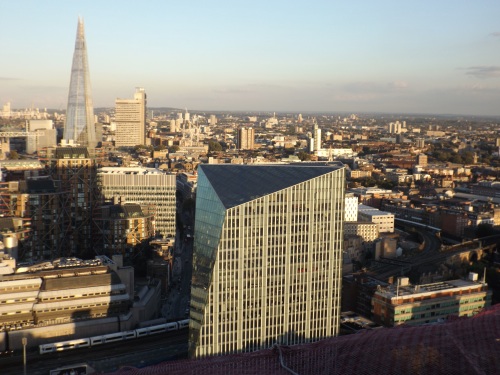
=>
[108,304,500,375]
[0,217,17,231]
[26,178,57,193]
[199,164,344,209]
[42,270,120,290]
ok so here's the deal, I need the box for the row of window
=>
[0,285,40,293]
[0,297,36,304]
[37,300,124,313]
[40,290,123,302]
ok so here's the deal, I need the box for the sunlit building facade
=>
[98,167,176,238]
[189,164,345,358]
[237,127,254,150]
[115,88,147,147]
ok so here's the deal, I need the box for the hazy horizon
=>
[2,1,500,116]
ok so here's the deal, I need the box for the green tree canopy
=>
[297,151,311,161]
[208,140,222,152]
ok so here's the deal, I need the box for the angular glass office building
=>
[63,17,97,148]
[189,164,345,358]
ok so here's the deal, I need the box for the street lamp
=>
[22,337,27,374]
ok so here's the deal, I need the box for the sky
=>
[1,0,500,116]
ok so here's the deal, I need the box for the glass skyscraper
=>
[63,17,96,148]
[189,164,345,358]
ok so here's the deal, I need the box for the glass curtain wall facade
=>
[63,17,96,148]
[189,164,345,358]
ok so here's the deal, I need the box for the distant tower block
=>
[237,127,255,150]
[63,17,97,148]
[416,153,428,166]
[313,124,321,151]
[115,88,147,147]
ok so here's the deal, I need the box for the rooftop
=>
[200,164,344,209]
[376,278,487,300]
[98,166,167,175]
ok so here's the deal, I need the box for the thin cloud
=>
[342,81,409,93]
[0,77,21,81]
[389,80,408,89]
[490,32,500,37]
[465,66,500,78]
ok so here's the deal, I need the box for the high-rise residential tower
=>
[115,88,147,147]
[313,123,322,152]
[237,127,255,150]
[189,164,345,358]
[63,18,97,148]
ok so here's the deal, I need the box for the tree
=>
[462,151,475,164]
[8,150,19,160]
[451,154,463,164]
[297,151,311,161]
[168,145,180,153]
[208,140,222,152]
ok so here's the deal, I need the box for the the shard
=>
[63,17,96,148]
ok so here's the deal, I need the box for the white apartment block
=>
[357,204,394,233]
[344,193,358,222]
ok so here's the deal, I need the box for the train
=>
[39,319,189,355]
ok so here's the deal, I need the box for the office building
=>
[189,164,346,357]
[98,167,176,238]
[372,275,491,327]
[26,120,57,154]
[115,88,147,147]
[343,222,379,245]
[0,254,160,351]
[63,18,97,148]
[237,127,255,150]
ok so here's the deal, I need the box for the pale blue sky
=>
[2,0,500,115]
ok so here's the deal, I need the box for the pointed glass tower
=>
[63,17,96,148]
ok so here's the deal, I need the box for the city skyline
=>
[1,1,500,116]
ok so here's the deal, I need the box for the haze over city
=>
[2,0,500,116]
